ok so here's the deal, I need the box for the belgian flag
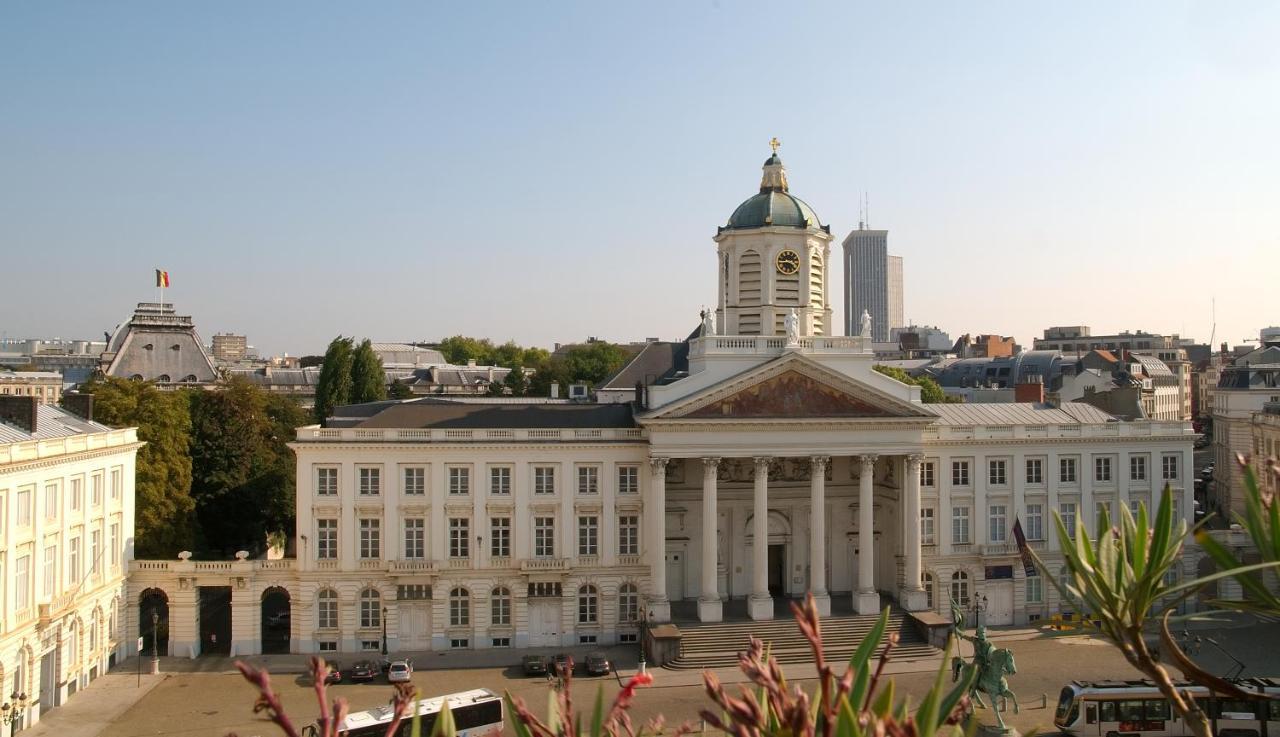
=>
[155,269,169,288]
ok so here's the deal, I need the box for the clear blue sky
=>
[3,1,1277,356]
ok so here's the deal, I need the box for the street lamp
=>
[150,610,161,675]
[637,607,649,673]
[2,692,29,737]
[971,594,988,629]
[381,606,388,656]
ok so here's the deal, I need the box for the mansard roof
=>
[327,397,636,430]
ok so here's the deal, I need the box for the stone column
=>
[647,457,670,622]
[900,454,928,611]
[855,454,880,615]
[698,458,722,622]
[809,456,831,615]
[749,457,773,620]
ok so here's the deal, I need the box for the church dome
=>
[722,148,826,231]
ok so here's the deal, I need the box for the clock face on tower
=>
[775,249,800,275]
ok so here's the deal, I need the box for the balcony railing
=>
[521,557,569,572]
[297,426,647,443]
[951,543,972,554]
[390,559,437,574]
[358,559,385,570]
[617,554,643,567]
[980,543,1012,556]
[447,557,471,569]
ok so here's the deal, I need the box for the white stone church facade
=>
[125,149,1196,657]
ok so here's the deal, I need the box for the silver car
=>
[387,660,413,683]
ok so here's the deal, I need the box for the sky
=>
[2,1,1278,357]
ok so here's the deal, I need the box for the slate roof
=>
[925,402,1118,426]
[329,398,636,430]
[0,404,113,443]
[599,342,687,391]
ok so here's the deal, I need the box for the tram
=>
[1055,678,1280,737]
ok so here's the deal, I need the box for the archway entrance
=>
[139,589,169,656]
[198,586,232,656]
[261,587,291,655]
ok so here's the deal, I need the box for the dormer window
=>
[143,343,154,351]
[157,374,171,383]
[171,344,181,351]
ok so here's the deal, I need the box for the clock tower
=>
[714,143,834,337]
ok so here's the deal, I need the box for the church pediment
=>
[683,370,893,419]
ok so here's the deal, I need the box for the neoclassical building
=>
[125,148,1196,658]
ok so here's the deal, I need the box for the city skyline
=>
[3,2,1277,355]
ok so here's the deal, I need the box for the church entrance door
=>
[767,544,786,596]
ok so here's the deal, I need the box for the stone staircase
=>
[664,608,936,670]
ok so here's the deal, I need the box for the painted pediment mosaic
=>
[683,370,895,419]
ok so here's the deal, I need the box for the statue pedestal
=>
[976,725,1019,737]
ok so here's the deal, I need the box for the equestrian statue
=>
[950,598,1019,731]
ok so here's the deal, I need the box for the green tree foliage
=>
[561,342,628,385]
[68,377,195,557]
[387,378,414,399]
[313,336,354,423]
[350,338,387,403]
[873,364,951,403]
[502,366,529,396]
[434,336,625,398]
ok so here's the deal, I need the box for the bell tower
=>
[714,141,833,337]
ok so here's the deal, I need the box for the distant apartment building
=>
[842,227,902,341]
[1252,402,1280,499]
[1035,328,1191,420]
[891,325,952,355]
[211,333,248,362]
[0,340,107,387]
[951,334,1018,359]
[1212,362,1280,515]
[0,372,64,405]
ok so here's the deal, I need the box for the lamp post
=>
[637,607,648,673]
[972,594,988,629]
[150,611,160,675]
[2,692,29,736]
[381,606,388,656]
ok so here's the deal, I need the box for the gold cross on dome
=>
[769,137,781,154]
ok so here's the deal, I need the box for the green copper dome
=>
[721,149,825,231]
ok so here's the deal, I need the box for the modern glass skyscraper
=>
[842,226,902,341]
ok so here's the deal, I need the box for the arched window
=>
[66,619,79,665]
[156,374,171,383]
[950,571,970,608]
[618,583,639,623]
[317,589,338,630]
[578,585,598,624]
[183,375,198,383]
[90,613,100,653]
[359,589,381,629]
[450,587,470,627]
[922,572,935,611]
[490,587,511,626]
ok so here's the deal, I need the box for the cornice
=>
[644,418,934,432]
[0,442,144,476]
[291,441,647,452]
[922,435,1194,449]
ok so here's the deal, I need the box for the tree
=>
[874,364,951,403]
[436,335,496,365]
[350,338,387,403]
[561,342,629,385]
[68,377,195,557]
[387,379,414,400]
[502,366,529,396]
[313,336,354,423]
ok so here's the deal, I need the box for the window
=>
[578,585,598,624]
[923,572,935,610]
[317,589,338,629]
[1060,457,1077,483]
[14,555,29,612]
[1060,502,1077,538]
[1130,455,1147,481]
[318,641,337,652]
[359,518,381,559]
[403,467,425,495]
[492,637,510,648]
[359,467,381,495]
[920,461,935,487]
[403,518,425,559]
[534,466,556,495]
[618,515,639,555]
[618,466,639,494]
[449,587,470,626]
[950,570,970,607]
[317,519,338,559]
[91,473,102,506]
[1026,458,1043,485]
[17,489,31,526]
[44,484,58,520]
[1025,504,1043,540]
[111,468,121,499]
[577,516,598,556]
[989,460,1007,486]
[951,461,970,487]
[952,507,971,544]
[1172,496,1182,522]
[1094,456,1112,483]
[70,478,82,510]
[490,517,511,557]
[1026,571,1043,604]
[68,537,80,585]
[91,530,100,575]
[989,505,1007,543]
[398,584,431,600]
[43,545,57,598]
[489,467,511,495]
[448,466,470,495]
[1162,455,1179,481]
[362,640,381,651]
[920,508,936,545]
[491,587,511,626]
[110,523,119,570]
[619,583,639,623]
[449,518,470,558]
[316,467,338,496]
[450,638,469,649]
[577,466,599,495]
[359,589,381,629]
[534,516,555,558]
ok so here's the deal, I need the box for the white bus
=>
[1055,678,1280,737]
[303,688,504,737]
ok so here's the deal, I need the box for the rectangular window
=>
[1060,502,1077,538]
[43,545,57,598]
[319,641,337,652]
[952,461,970,487]
[68,537,81,585]
[989,505,1007,543]
[316,467,338,496]
[17,489,31,527]
[1130,455,1147,481]
[318,597,337,630]
[490,517,511,557]
[618,515,639,555]
[1025,504,1043,540]
[1026,573,1043,604]
[110,523,119,570]
[617,466,639,494]
[359,518,381,559]
[91,530,100,575]
[1026,458,1043,485]
[449,518,470,558]
[44,484,59,520]
[317,519,338,559]
[952,507,971,544]
[534,466,556,495]
[448,466,470,495]
[14,555,29,612]
[91,473,102,506]
[578,515,599,556]
[920,461,935,487]
[403,519,425,559]
[1060,458,1077,483]
[489,467,511,495]
[358,467,381,495]
[70,478,82,510]
[920,508,936,545]
[1162,455,1179,481]
[402,467,426,495]
[577,466,599,495]
[534,516,555,558]
[988,460,1007,486]
[1095,456,1112,483]
[111,468,121,499]
[491,637,511,648]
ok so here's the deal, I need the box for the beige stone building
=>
[0,373,63,406]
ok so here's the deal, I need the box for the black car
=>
[323,661,343,684]
[522,655,550,676]
[584,653,611,676]
[551,653,575,677]
[348,660,379,683]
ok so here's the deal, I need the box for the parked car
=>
[584,653,611,676]
[387,660,413,684]
[551,653,575,677]
[323,661,343,684]
[348,660,379,683]
[522,654,550,677]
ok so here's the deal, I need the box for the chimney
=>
[0,395,38,433]
[1015,374,1045,403]
[550,382,560,399]
[63,392,95,422]
[466,359,477,368]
